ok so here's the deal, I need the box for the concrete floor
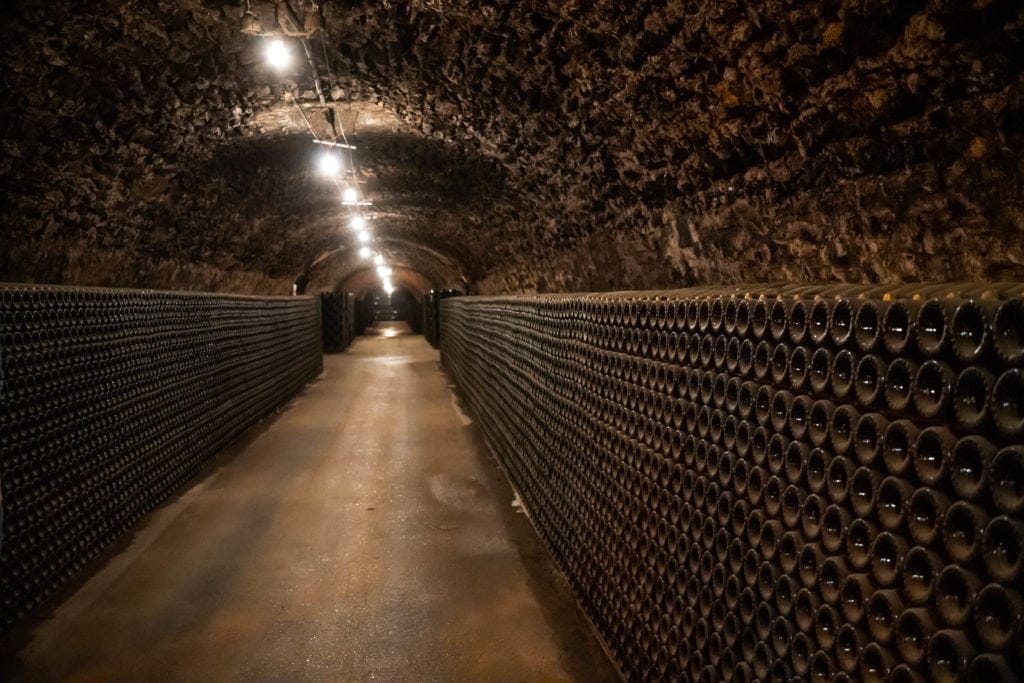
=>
[0,323,618,682]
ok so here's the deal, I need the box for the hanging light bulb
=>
[350,215,366,231]
[374,254,384,266]
[241,6,262,35]
[357,230,371,244]
[383,280,395,295]
[304,2,324,34]
[266,39,290,69]
[358,246,372,259]
[316,152,342,177]
[341,186,359,205]
[377,265,393,279]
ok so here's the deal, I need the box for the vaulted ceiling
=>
[1,0,1022,296]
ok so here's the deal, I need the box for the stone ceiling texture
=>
[1,0,1022,295]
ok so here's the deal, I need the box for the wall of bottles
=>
[0,284,323,631]
[441,285,1024,682]
[321,292,355,352]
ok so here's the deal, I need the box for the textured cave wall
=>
[1,0,1023,295]
[328,0,1024,292]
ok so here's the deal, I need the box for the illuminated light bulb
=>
[317,152,342,177]
[377,265,392,279]
[357,230,371,244]
[266,39,290,69]
[358,246,372,259]
[342,187,359,205]
[383,280,395,295]
[374,254,384,266]
[350,215,366,231]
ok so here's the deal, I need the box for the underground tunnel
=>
[1,0,1023,680]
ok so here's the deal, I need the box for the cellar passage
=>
[2,0,1024,681]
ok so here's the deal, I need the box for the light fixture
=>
[383,280,395,295]
[241,5,262,35]
[377,265,392,279]
[357,230,371,244]
[350,215,366,231]
[266,39,290,70]
[358,246,372,259]
[374,254,384,266]
[304,2,324,34]
[316,152,342,177]
[341,187,359,205]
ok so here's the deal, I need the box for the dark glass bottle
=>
[858,641,893,683]
[869,531,909,587]
[992,298,1024,365]
[866,588,904,643]
[949,299,991,362]
[838,573,872,625]
[829,404,860,455]
[830,349,857,400]
[835,623,866,674]
[990,445,1024,514]
[821,504,852,553]
[953,366,995,429]
[853,299,886,353]
[907,487,950,546]
[949,435,996,501]
[801,493,824,540]
[884,357,918,412]
[912,359,956,419]
[942,500,989,563]
[809,347,834,396]
[808,399,836,448]
[915,298,953,356]
[787,394,813,442]
[853,412,889,467]
[846,518,877,570]
[926,629,976,683]
[877,476,913,531]
[967,653,1018,683]
[789,345,810,392]
[982,515,1024,583]
[974,583,1023,650]
[992,369,1024,436]
[934,565,980,628]
[882,419,919,476]
[895,607,937,666]
[825,452,854,504]
[900,546,942,605]
[806,447,830,494]
[850,466,883,518]
[912,426,956,487]
[882,299,922,355]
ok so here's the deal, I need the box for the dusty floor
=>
[0,322,618,682]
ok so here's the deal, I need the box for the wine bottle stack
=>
[321,292,354,352]
[0,284,322,631]
[441,284,1024,682]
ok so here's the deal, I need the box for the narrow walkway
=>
[0,323,617,682]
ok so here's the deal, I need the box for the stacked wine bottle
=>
[321,292,355,352]
[441,284,1024,682]
[0,284,322,631]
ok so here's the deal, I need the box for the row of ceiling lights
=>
[245,1,396,295]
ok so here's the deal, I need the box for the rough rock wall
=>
[332,0,1024,292]
[1,0,1022,294]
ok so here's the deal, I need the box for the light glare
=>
[357,230,371,244]
[374,254,384,266]
[317,152,342,177]
[358,246,372,259]
[342,187,359,205]
[350,215,366,231]
[266,39,290,69]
